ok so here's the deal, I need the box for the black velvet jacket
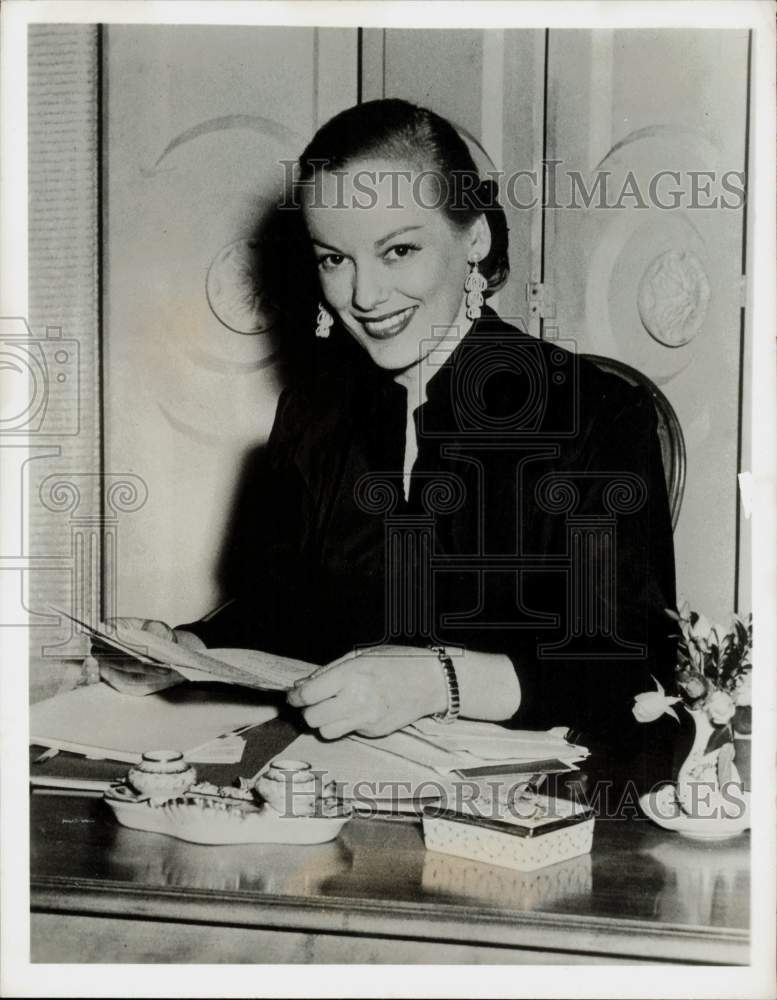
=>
[184,308,677,761]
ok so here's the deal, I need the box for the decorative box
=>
[421,846,593,907]
[422,795,594,872]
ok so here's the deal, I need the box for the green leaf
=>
[705,723,734,756]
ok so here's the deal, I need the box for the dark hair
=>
[297,99,509,294]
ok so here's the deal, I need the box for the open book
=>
[59,610,318,692]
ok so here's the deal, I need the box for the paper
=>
[411,718,589,765]
[30,683,279,763]
[349,730,474,775]
[259,724,579,811]
[54,608,317,691]
[258,733,450,801]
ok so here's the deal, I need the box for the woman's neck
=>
[393,296,472,409]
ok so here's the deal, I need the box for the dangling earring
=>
[464,256,487,321]
[315,302,333,339]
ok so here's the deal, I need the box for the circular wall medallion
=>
[206,238,275,335]
[637,249,710,348]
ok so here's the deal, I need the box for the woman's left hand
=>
[286,645,448,739]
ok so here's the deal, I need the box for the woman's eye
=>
[317,253,347,271]
[384,243,420,262]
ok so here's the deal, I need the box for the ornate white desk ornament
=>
[105,751,349,845]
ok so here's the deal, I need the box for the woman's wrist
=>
[452,648,521,721]
[420,649,450,718]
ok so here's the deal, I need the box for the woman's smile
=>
[358,305,418,340]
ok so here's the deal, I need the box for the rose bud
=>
[706,689,736,725]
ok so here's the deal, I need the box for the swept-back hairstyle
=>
[297,98,509,294]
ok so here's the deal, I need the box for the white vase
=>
[675,708,742,820]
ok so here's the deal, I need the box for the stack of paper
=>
[30,683,279,764]
[259,722,589,814]
[409,717,589,775]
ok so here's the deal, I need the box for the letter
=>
[720,170,746,209]
[346,779,378,817]
[328,168,349,209]
[353,169,378,210]
[412,170,447,211]
[568,170,609,209]
[414,779,446,807]
[453,779,485,817]
[505,169,539,210]
[543,159,563,209]
[719,780,746,820]
[505,781,542,820]
[613,171,649,210]
[375,168,411,210]
[614,780,643,819]
[687,170,718,209]
[281,157,330,210]
[451,169,480,212]
[648,170,683,210]
[276,159,300,208]
[688,780,714,819]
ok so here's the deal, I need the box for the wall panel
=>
[543,29,749,623]
[103,25,357,625]
[26,25,102,696]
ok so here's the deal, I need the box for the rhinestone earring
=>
[315,302,333,339]
[464,257,487,321]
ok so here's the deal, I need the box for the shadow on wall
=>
[214,197,368,601]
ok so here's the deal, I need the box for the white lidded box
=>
[422,795,595,872]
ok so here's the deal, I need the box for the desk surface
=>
[30,726,751,965]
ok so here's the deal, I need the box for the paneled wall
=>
[102,25,357,625]
[542,30,749,622]
[26,25,102,688]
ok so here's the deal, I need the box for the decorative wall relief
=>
[581,127,726,383]
[637,249,710,348]
[130,114,304,446]
[206,238,277,336]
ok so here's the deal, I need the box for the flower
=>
[668,604,752,701]
[689,612,713,645]
[706,689,736,725]
[733,672,752,707]
[632,676,681,724]
[676,670,708,702]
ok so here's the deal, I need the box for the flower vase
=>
[675,708,742,821]
[732,706,752,792]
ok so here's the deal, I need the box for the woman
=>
[100,99,677,763]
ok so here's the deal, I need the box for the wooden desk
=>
[30,738,750,965]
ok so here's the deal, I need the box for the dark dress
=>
[182,307,678,773]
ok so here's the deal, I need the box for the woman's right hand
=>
[93,617,190,696]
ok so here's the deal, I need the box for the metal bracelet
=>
[430,646,460,724]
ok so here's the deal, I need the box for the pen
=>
[30,775,116,794]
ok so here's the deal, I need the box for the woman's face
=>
[302,158,490,372]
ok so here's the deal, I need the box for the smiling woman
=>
[96,99,678,778]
